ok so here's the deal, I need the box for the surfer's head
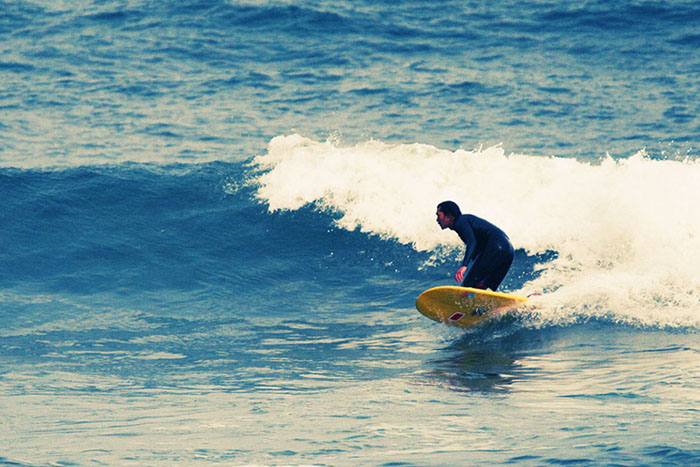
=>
[436,201,461,229]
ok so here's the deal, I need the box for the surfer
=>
[436,201,514,291]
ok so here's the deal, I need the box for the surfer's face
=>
[436,210,453,229]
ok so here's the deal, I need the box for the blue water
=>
[2,1,700,465]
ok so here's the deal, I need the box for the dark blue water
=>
[2,1,699,465]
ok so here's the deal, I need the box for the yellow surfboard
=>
[416,286,528,328]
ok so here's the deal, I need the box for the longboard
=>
[416,286,528,328]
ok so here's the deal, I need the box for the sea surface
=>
[2,1,700,465]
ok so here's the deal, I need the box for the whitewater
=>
[253,134,700,328]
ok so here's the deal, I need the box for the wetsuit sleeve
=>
[453,216,477,266]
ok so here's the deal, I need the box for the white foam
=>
[252,134,700,328]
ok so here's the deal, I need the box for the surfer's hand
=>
[455,266,467,283]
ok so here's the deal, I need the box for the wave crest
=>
[252,134,700,327]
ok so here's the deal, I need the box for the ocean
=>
[1,0,699,465]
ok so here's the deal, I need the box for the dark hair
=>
[437,201,461,219]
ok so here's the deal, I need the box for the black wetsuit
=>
[451,214,514,291]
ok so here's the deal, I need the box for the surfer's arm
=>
[455,222,476,266]
[455,265,467,283]
[452,215,476,282]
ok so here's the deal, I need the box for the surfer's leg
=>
[463,238,514,291]
[483,240,514,290]
[461,254,488,289]
[483,254,513,290]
